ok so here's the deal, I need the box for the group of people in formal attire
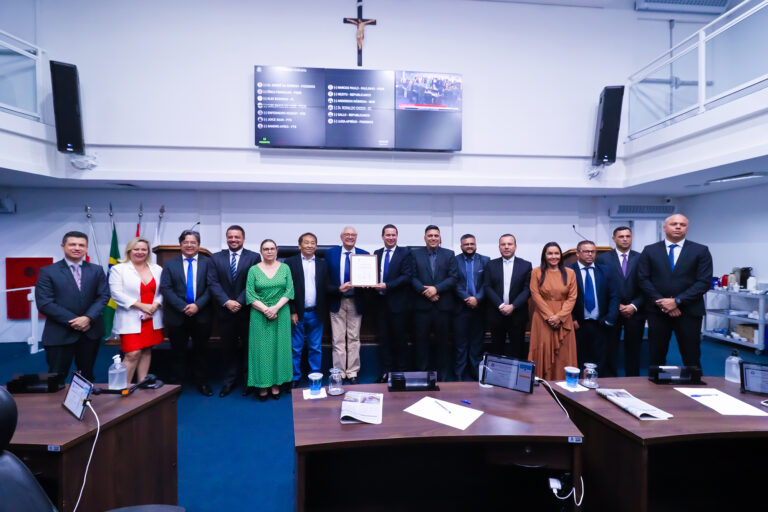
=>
[34,213,713,397]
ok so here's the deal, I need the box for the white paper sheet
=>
[404,397,483,430]
[675,387,768,416]
[555,381,590,392]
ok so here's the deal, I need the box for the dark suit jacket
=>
[374,246,413,313]
[284,254,332,321]
[569,262,620,326]
[325,245,369,314]
[410,247,459,312]
[207,248,261,318]
[35,259,110,346]
[637,240,713,317]
[455,253,490,303]
[596,249,644,311]
[159,254,212,327]
[483,256,532,321]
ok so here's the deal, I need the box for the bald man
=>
[637,214,713,369]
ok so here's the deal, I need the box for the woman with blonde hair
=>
[109,237,164,383]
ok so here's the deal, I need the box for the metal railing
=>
[627,0,768,138]
[0,28,44,120]
[2,286,41,353]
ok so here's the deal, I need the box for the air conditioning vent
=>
[610,204,677,218]
[635,0,729,15]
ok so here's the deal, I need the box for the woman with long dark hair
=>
[528,242,578,380]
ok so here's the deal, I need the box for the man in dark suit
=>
[410,225,459,380]
[285,232,331,387]
[207,225,261,397]
[453,234,490,380]
[569,240,620,374]
[326,226,369,385]
[483,234,532,362]
[596,226,646,376]
[35,231,109,381]
[372,224,413,383]
[637,214,713,369]
[159,230,213,396]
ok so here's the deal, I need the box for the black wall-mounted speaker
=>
[591,85,624,166]
[50,60,85,155]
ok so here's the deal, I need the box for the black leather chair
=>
[0,387,57,512]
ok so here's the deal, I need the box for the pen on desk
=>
[434,399,452,414]
[461,400,471,405]
[691,394,717,397]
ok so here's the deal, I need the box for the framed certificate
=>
[350,254,379,287]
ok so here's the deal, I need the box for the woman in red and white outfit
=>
[109,237,164,383]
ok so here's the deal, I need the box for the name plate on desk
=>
[649,365,703,385]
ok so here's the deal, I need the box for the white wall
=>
[0,185,667,342]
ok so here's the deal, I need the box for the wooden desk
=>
[293,382,583,511]
[9,385,180,512]
[553,377,768,511]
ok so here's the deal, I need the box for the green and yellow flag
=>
[102,224,120,341]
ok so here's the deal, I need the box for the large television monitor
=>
[255,65,461,151]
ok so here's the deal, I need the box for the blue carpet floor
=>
[1,336,767,512]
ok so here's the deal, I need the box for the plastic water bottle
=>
[725,350,742,383]
[108,354,128,390]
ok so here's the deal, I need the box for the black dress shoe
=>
[197,384,214,397]
[375,373,389,384]
[241,386,254,397]
[348,376,360,385]
[219,384,235,398]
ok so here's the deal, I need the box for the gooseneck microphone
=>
[572,225,588,241]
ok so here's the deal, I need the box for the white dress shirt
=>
[664,238,685,266]
[577,261,599,320]
[380,246,396,283]
[302,254,317,308]
[229,248,243,272]
[501,256,515,306]
[339,247,355,284]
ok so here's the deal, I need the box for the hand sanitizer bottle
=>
[108,354,128,390]
[725,350,742,383]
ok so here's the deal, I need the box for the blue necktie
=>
[584,267,596,313]
[465,258,475,297]
[383,249,391,281]
[185,258,195,304]
[668,244,678,270]
[344,251,351,283]
[230,252,237,279]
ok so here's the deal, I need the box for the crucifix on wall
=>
[343,0,376,67]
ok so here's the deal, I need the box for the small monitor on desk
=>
[480,353,535,393]
[62,372,93,420]
[741,361,768,396]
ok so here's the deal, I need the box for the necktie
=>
[71,264,81,290]
[383,249,391,281]
[621,253,628,277]
[668,244,678,270]
[344,251,351,283]
[429,251,437,276]
[230,252,237,279]
[185,258,195,304]
[465,258,475,297]
[584,267,596,312]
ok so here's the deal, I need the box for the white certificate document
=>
[350,254,378,287]
[675,387,768,416]
[404,397,483,430]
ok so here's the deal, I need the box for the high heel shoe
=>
[270,386,280,400]
[258,389,268,402]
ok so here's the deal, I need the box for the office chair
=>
[0,387,57,512]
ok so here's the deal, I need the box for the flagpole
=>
[84,205,103,266]
[153,204,165,248]
[136,202,143,237]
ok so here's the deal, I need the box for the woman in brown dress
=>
[528,242,578,380]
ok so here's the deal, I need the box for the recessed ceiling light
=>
[706,172,766,185]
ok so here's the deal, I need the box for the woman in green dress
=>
[246,239,295,401]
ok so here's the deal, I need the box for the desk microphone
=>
[572,225,588,241]
[187,221,201,232]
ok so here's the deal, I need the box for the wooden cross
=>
[343,0,376,67]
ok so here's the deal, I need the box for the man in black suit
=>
[284,232,331,387]
[372,224,413,383]
[637,214,713,369]
[35,231,109,381]
[596,226,646,376]
[410,225,458,380]
[569,240,620,374]
[453,234,490,380]
[159,230,213,396]
[483,234,532,362]
[207,225,261,397]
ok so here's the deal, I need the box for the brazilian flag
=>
[102,224,120,341]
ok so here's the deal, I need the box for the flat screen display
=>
[62,372,93,420]
[254,65,461,151]
[481,354,535,394]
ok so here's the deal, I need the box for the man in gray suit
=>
[453,234,490,380]
[35,231,110,381]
